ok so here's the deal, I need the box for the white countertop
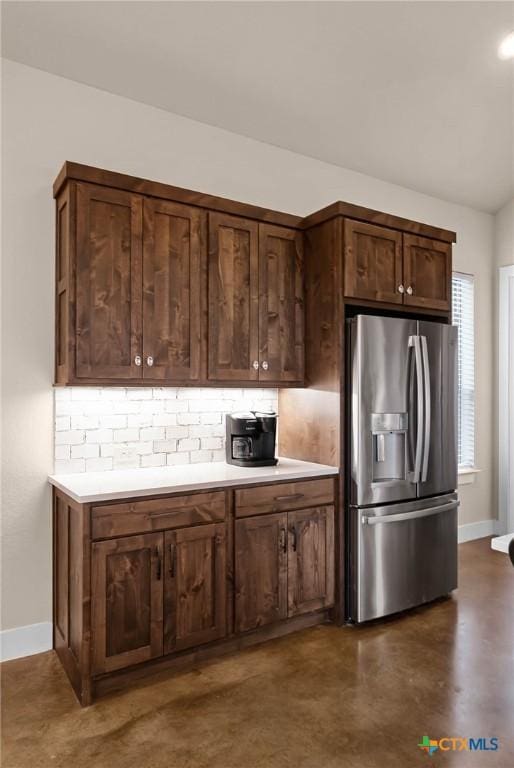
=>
[48,457,338,504]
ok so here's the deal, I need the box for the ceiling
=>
[2,1,513,212]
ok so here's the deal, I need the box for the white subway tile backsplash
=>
[153,439,178,453]
[55,430,84,446]
[71,443,100,459]
[54,387,278,473]
[177,438,200,452]
[113,428,140,443]
[166,452,190,466]
[85,429,113,444]
[141,453,166,468]
[71,415,100,430]
[140,427,165,441]
[55,458,86,473]
[86,457,113,472]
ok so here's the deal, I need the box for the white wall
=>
[1,60,496,633]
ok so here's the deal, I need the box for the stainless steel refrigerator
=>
[348,314,459,622]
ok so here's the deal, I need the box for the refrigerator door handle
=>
[408,335,424,482]
[421,335,431,482]
[362,500,460,525]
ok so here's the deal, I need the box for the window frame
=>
[451,271,476,472]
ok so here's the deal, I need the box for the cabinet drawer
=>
[235,478,335,518]
[92,491,226,539]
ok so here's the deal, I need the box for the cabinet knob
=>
[406,285,413,295]
[398,284,405,294]
[261,361,269,371]
[252,360,259,371]
[146,356,154,367]
[134,355,142,366]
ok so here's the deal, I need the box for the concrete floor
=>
[2,538,513,768]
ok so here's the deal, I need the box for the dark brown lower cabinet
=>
[53,478,336,705]
[234,512,288,633]
[235,506,335,633]
[164,523,227,653]
[288,506,335,616]
[91,533,164,674]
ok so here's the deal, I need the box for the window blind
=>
[452,273,475,468]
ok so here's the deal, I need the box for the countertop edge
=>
[48,463,339,504]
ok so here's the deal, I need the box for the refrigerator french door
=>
[348,315,459,622]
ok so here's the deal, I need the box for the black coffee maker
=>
[225,412,278,467]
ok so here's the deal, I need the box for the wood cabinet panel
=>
[234,478,335,518]
[143,199,204,381]
[258,224,304,383]
[287,506,335,616]
[92,491,226,539]
[344,220,403,304]
[208,212,259,381]
[164,523,227,652]
[75,183,143,380]
[403,235,451,311]
[91,533,163,673]
[235,513,288,632]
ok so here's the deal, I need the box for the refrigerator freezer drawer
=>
[350,494,458,622]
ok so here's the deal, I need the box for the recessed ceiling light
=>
[498,32,514,60]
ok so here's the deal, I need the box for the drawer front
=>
[235,478,335,518]
[92,491,226,539]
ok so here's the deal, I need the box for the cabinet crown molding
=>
[53,162,457,243]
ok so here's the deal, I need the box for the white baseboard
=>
[0,622,52,662]
[458,519,499,544]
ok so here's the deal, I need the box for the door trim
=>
[499,265,514,534]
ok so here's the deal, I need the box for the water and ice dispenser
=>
[371,413,408,482]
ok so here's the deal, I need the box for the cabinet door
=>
[258,224,304,383]
[143,199,204,381]
[208,213,259,381]
[235,513,288,632]
[287,506,335,617]
[164,524,226,653]
[91,533,163,674]
[344,220,403,304]
[403,235,451,311]
[75,183,143,380]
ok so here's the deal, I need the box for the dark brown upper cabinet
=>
[208,213,260,382]
[143,199,204,381]
[344,219,451,312]
[403,234,451,311]
[344,219,403,305]
[259,225,304,384]
[75,183,143,380]
[208,215,304,384]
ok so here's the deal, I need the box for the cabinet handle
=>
[290,525,297,552]
[279,528,287,553]
[261,361,269,371]
[398,284,405,294]
[146,356,154,367]
[156,547,162,580]
[274,493,305,502]
[406,285,413,295]
[169,543,176,577]
[134,355,142,366]
[252,360,259,371]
